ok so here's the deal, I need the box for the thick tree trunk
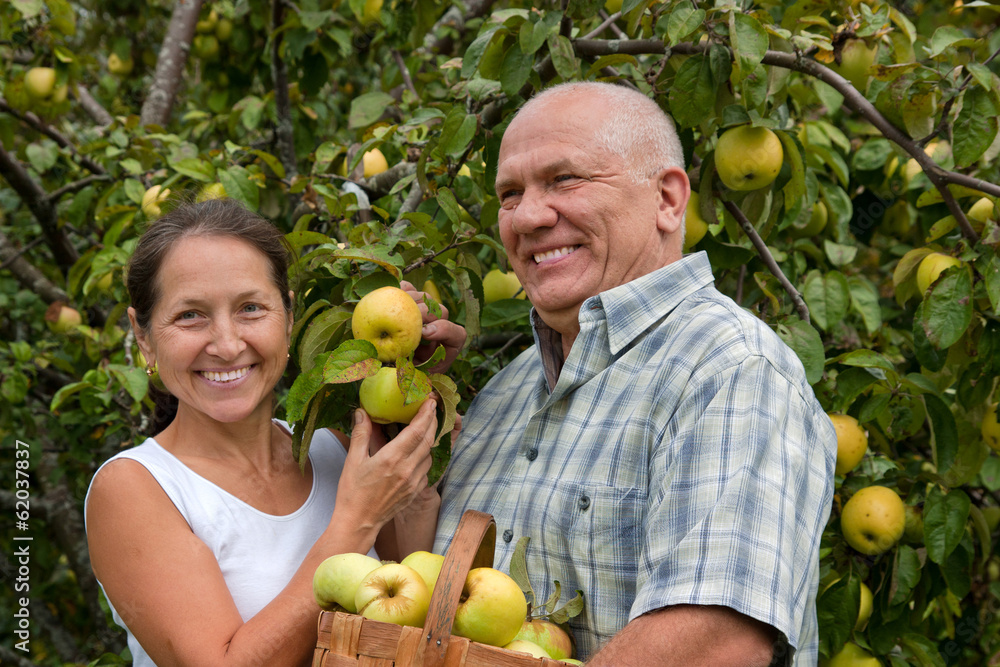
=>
[140,0,203,128]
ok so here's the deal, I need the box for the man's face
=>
[494,96,685,333]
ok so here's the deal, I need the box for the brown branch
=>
[724,200,811,323]
[0,229,69,303]
[47,174,113,202]
[920,44,1000,146]
[270,0,298,181]
[404,237,466,274]
[74,84,113,127]
[141,0,203,127]
[0,99,106,175]
[0,141,78,270]
[363,161,418,197]
[392,49,419,99]
[572,39,1000,244]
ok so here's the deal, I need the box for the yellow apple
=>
[981,403,1000,452]
[355,563,431,627]
[24,67,58,100]
[196,182,227,202]
[714,125,784,191]
[107,53,134,76]
[855,582,873,631]
[511,619,574,660]
[313,552,382,613]
[790,201,828,238]
[482,268,525,303]
[400,551,445,596]
[422,280,443,304]
[832,39,877,92]
[829,413,868,476]
[916,252,963,293]
[141,184,171,218]
[967,197,996,232]
[457,163,472,178]
[362,0,383,23]
[561,661,584,666]
[352,286,424,362]
[362,148,389,178]
[45,302,82,333]
[605,0,623,11]
[841,486,906,556]
[503,639,550,658]
[359,367,429,424]
[684,192,709,250]
[823,642,880,667]
[452,567,528,647]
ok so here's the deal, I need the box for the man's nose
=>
[508,188,558,235]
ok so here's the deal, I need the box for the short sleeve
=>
[631,353,836,655]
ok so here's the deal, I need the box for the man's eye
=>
[554,174,576,183]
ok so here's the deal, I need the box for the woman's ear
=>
[127,307,154,367]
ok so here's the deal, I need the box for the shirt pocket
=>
[535,481,644,650]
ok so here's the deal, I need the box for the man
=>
[433,81,836,666]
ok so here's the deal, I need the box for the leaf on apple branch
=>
[323,339,381,383]
[509,536,586,623]
[415,344,446,372]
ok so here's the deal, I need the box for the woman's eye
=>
[179,311,199,320]
[243,304,260,313]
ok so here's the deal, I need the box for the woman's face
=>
[131,234,292,426]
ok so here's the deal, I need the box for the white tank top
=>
[85,422,376,666]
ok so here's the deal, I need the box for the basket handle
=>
[420,509,496,667]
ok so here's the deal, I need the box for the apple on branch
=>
[351,286,423,363]
[840,485,905,555]
[714,125,784,192]
[358,366,430,425]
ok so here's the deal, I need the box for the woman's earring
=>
[145,363,156,377]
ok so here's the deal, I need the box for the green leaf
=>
[667,6,705,43]
[548,589,585,624]
[917,264,974,349]
[778,130,806,206]
[852,138,894,171]
[889,544,923,605]
[924,394,958,474]
[11,0,44,19]
[817,577,858,656]
[547,34,577,80]
[923,485,971,564]
[927,25,972,58]
[668,55,716,129]
[348,92,395,130]
[969,505,992,561]
[900,633,946,667]
[776,319,825,385]
[171,158,215,183]
[50,381,91,412]
[500,41,533,99]
[803,270,850,332]
[25,142,58,173]
[322,340,380,384]
[729,11,768,84]
[219,165,259,211]
[107,364,149,404]
[953,87,999,168]
[829,349,897,375]
[123,179,146,205]
[509,536,535,604]
[847,276,882,334]
[285,356,328,424]
[435,187,465,225]
[298,307,352,373]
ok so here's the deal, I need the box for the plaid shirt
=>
[434,252,836,663]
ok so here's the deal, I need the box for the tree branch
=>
[571,38,1000,242]
[724,200,811,323]
[74,84,113,127]
[140,0,203,128]
[0,228,69,303]
[392,49,419,99]
[47,174,113,202]
[0,99,106,175]
[0,140,79,271]
[270,0,298,181]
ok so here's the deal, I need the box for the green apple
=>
[832,39,877,92]
[790,201,828,238]
[363,148,389,178]
[916,252,963,293]
[684,192,709,250]
[604,0,623,11]
[714,125,784,191]
[829,413,867,476]
[362,0,383,23]
[482,268,526,303]
[196,9,219,33]
[983,506,1000,532]
[355,563,431,627]
[45,302,82,333]
[503,639,549,658]
[840,486,906,556]
[400,551,445,596]
[452,567,528,647]
[215,17,234,42]
[352,286,424,362]
[560,661,584,665]
[981,403,1000,452]
[855,582,873,631]
[359,366,429,425]
[511,619,574,660]
[312,552,382,613]
[968,197,996,232]
[903,505,924,544]
[823,642,880,667]
[107,53,134,76]
[24,67,58,100]
[193,34,220,60]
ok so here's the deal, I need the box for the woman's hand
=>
[334,400,438,534]
[401,280,466,375]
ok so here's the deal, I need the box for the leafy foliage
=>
[3,0,1000,665]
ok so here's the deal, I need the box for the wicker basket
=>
[312,509,573,667]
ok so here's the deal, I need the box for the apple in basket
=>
[451,567,528,647]
[400,550,446,596]
[355,563,432,627]
[313,552,381,613]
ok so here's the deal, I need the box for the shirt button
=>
[579,495,591,511]
[503,529,513,543]
[526,448,538,461]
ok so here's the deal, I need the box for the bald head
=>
[511,82,686,183]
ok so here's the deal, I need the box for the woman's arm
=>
[86,401,438,667]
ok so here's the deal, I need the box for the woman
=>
[85,199,463,666]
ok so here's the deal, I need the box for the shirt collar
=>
[531,251,717,366]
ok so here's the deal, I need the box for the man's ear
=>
[655,167,690,236]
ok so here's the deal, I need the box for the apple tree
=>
[2,0,1000,665]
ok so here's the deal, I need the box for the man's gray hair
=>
[517,81,686,183]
